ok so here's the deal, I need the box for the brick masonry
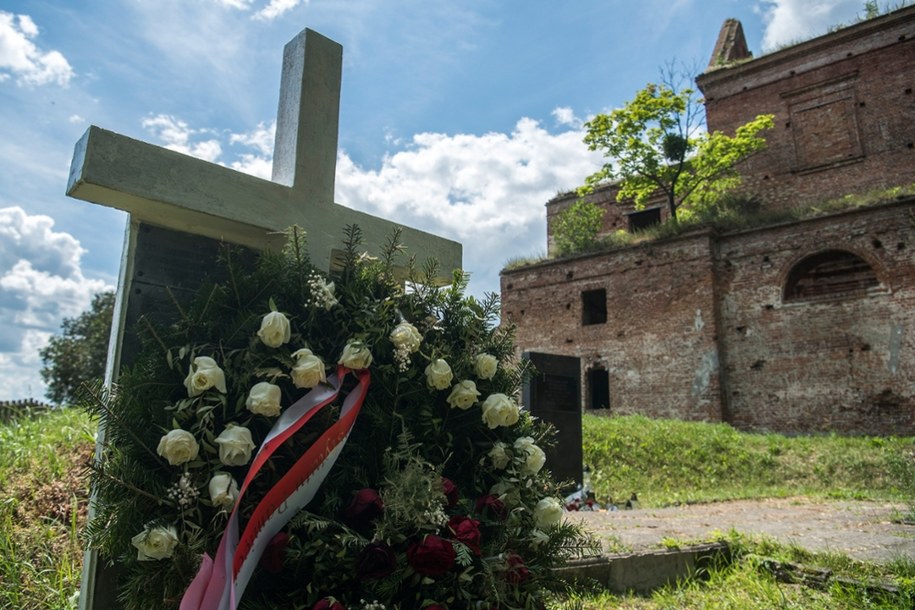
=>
[504,7,915,434]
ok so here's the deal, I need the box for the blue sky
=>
[0,0,871,400]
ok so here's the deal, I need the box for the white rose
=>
[156,429,199,466]
[480,393,520,429]
[473,353,498,380]
[425,358,453,390]
[533,497,564,529]
[530,529,550,547]
[290,348,326,388]
[446,380,480,410]
[215,425,255,466]
[390,321,422,353]
[208,473,239,510]
[489,441,511,470]
[257,311,291,348]
[245,381,282,417]
[131,525,179,561]
[338,341,373,370]
[183,356,227,397]
[514,436,546,476]
[490,480,521,507]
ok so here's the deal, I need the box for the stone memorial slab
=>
[69,28,461,610]
[522,352,583,490]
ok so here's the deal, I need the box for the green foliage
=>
[552,200,605,256]
[40,291,115,405]
[580,70,774,220]
[582,414,915,507]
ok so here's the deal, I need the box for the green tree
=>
[39,291,115,405]
[553,199,605,255]
[581,70,774,221]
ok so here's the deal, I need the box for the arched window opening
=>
[784,250,879,303]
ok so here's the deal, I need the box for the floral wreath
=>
[83,226,596,610]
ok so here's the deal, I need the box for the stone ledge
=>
[554,542,730,594]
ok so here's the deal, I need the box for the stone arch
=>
[782,248,882,303]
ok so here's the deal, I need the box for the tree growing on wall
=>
[552,199,605,255]
[581,68,774,221]
[39,291,115,405]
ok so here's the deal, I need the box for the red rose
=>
[259,531,289,574]
[406,534,456,577]
[505,552,529,584]
[355,542,397,581]
[474,494,507,520]
[342,488,383,531]
[424,605,448,610]
[447,515,482,555]
[312,598,345,610]
[442,477,459,507]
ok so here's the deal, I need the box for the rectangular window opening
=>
[581,288,607,325]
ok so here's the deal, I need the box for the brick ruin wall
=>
[513,9,915,434]
[697,9,915,211]
[715,200,915,434]
[544,10,915,251]
[503,199,915,435]
[503,230,724,423]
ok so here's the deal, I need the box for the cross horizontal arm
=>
[67,126,462,277]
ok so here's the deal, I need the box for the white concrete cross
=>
[69,28,461,610]
[67,28,461,274]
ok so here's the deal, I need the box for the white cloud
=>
[335,115,603,294]
[253,0,308,21]
[552,106,583,128]
[0,11,74,86]
[68,114,85,124]
[757,0,861,51]
[142,114,223,162]
[229,120,275,156]
[214,0,255,9]
[0,207,112,400]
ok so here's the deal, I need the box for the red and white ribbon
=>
[180,366,370,610]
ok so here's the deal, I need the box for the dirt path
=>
[569,497,915,563]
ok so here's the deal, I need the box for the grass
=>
[582,413,915,509]
[549,533,915,609]
[0,407,95,610]
[3,408,914,608]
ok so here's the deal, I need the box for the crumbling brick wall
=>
[503,198,915,434]
[697,7,915,211]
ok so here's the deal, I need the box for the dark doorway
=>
[587,368,610,410]
[522,352,583,490]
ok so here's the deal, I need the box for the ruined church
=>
[501,6,915,435]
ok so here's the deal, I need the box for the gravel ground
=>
[569,497,915,563]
